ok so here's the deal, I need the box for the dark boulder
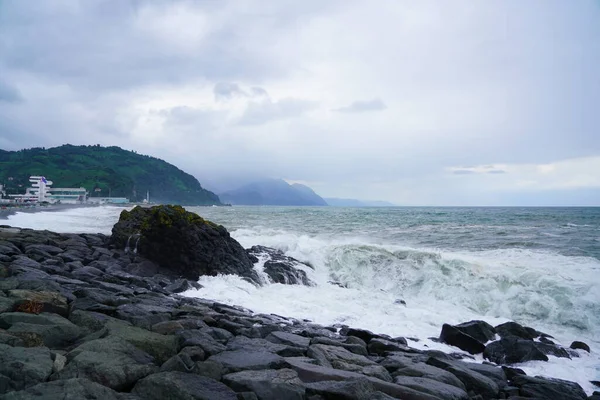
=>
[223,369,305,400]
[494,321,538,340]
[483,336,548,364]
[110,205,259,283]
[132,371,238,400]
[439,324,486,355]
[570,341,591,353]
[0,378,123,400]
[511,374,587,400]
[246,246,313,285]
[453,320,496,344]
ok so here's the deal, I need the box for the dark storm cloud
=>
[334,98,386,113]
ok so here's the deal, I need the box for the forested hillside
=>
[0,145,221,205]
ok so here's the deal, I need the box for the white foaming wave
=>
[230,227,600,339]
[198,226,600,393]
[5,206,126,234]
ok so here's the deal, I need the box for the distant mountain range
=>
[325,198,396,207]
[219,179,328,206]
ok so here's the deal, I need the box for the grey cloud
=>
[335,98,386,113]
[250,87,268,97]
[487,169,507,174]
[238,98,317,126]
[0,80,22,103]
[213,83,269,101]
[452,170,475,175]
[214,82,247,101]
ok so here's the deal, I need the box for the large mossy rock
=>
[110,205,259,283]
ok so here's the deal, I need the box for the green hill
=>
[0,144,222,205]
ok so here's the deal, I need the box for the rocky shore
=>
[0,205,597,400]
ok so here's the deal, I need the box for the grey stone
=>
[132,371,238,400]
[103,320,179,364]
[266,331,310,348]
[208,350,287,373]
[384,356,465,390]
[511,375,587,400]
[51,337,157,391]
[368,338,410,356]
[0,313,82,348]
[227,336,305,357]
[0,344,53,391]
[311,337,368,357]
[223,368,305,400]
[308,344,392,381]
[0,378,123,400]
[8,290,69,317]
[177,329,226,356]
[426,357,499,400]
[394,376,469,400]
[285,358,440,400]
[483,336,548,364]
[304,379,377,400]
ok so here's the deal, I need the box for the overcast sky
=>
[1,0,599,205]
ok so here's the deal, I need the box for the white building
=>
[8,176,88,204]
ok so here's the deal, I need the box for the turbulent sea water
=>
[5,205,600,393]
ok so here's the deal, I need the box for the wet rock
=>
[494,321,538,340]
[339,327,379,344]
[0,378,123,400]
[110,205,260,283]
[0,332,25,347]
[208,350,287,373]
[223,368,305,400]
[0,312,82,349]
[394,376,469,400]
[534,341,571,359]
[0,344,54,392]
[194,360,225,381]
[103,321,179,364]
[307,344,392,382]
[164,279,195,294]
[368,338,409,356]
[0,298,16,313]
[285,358,440,400]
[511,374,587,400]
[439,324,485,355]
[462,362,507,389]
[246,246,313,285]
[8,290,69,317]
[176,329,226,356]
[304,379,377,400]
[453,320,496,344]
[381,355,465,390]
[51,336,157,391]
[483,336,549,364]
[152,321,184,335]
[227,336,305,357]
[132,371,238,400]
[570,341,591,353]
[426,357,500,400]
[265,331,310,349]
[311,337,368,357]
[160,353,197,373]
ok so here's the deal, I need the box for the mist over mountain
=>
[219,179,328,206]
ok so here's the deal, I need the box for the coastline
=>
[0,206,596,399]
[0,203,116,221]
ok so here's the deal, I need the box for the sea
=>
[5,205,600,394]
